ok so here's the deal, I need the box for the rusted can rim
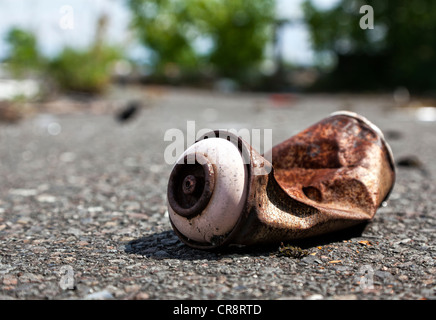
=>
[167,153,216,218]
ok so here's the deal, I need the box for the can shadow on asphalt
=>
[124,222,369,261]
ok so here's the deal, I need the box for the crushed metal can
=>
[167,111,396,249]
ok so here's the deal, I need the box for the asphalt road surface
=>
[0,86,435,300]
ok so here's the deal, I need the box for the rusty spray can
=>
[167,111,396,249]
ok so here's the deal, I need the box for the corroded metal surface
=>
[168,112,396,249]
[271,111,395,217]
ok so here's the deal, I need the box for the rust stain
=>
[358,240,372,246]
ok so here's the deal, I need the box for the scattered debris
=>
[269,93,296,108]
[116,100,141,122]
[0,100,22,123]
[277,243,309,259]
[396,156,423,168]
[396,155,429,176]
[358,240,372,246]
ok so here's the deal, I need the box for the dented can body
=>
[167,112,396,249]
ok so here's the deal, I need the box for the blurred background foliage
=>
[128,0,276,88]
[4,28,46,79]
[3,14,122,96]
[303,0,436,93]
[48,15,123,93]
[48,44,121,94]
[2,0,436,95]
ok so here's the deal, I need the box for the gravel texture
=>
[0,86,435,300]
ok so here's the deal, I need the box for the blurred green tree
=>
[49,14,123,94]
[303,0,436,92]
[48,45,121,94]
[128,0,276,84]
[3,15,123,95]
[4,28,46,78]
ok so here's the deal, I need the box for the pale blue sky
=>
[0,0,339,66]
